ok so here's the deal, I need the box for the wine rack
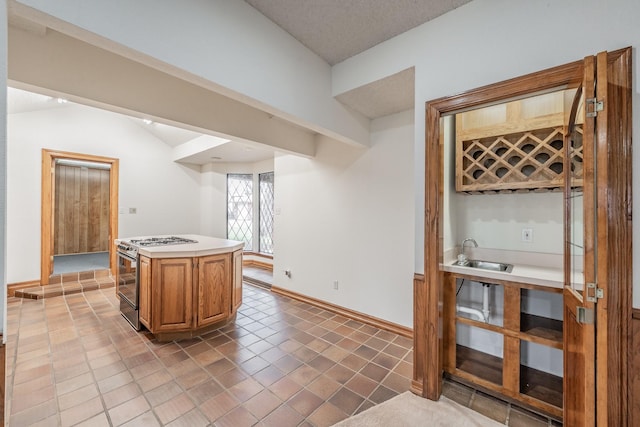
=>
[455,125,583,194]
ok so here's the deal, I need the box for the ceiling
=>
[244,0,472,65]
[8,0,472,164]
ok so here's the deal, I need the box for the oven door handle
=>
[117,251,137,263]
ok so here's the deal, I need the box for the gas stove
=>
[129,236,198,247]
[117,236,198,258]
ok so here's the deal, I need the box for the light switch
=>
[522,228,533,242]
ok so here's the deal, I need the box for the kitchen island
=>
[117,234,244,341]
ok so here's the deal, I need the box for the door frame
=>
[41,149,119,284]
[415,49,632,424]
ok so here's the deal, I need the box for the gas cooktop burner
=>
[129,236,198,247]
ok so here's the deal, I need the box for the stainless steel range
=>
[116,236,198,330]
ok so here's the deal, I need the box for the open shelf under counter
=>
[455,344,503,387]
[520,365,563,409]
[520,313,563,349]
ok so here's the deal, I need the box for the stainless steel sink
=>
[454,259,514,273]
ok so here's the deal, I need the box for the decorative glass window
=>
[259,172,274,254]
[227,174,253,250]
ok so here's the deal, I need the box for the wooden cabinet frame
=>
[415,48,632,425]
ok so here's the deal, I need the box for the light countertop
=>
[117,234,244,259]
[440,247,583,290]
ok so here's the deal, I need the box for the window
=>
[259,172,274,254]
[227,174,252,249]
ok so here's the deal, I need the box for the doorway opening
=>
[41,149,119,285]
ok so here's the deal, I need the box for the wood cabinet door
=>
[232,250,243,313]
[152,258,193,332]
[197,254,230,327]
[138,256,152,329]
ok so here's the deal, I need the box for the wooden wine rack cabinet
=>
[455,125,583,194]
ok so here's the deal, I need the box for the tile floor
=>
[5,275,562,426]
[6,284,414,426]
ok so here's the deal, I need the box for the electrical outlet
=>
[522,228,533,242]
[333,280,339,290]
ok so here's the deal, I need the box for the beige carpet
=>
[333,392,504,427]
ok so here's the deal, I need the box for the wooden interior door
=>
[54,164,110,255]
[563,47,633,426]
[563,54,595,427]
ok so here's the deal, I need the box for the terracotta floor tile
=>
[57,383,100,411]
[306,402,349,427]
[229,377,264,402]
[102,382,142,410]
[59,396,104,426]
[360,362,389,383]
[288,389,324,417]
[145,380,184,407]
[119,411,161,427]
[73,412,112,427]
[261,404,305,427]
[5,284,426,426]
[270,376,303,401]
[325,364,355,384]
[369,384,398,404]
[252,364,286,387]
[216,405,259,427]
[153,392,195,425]
[199,391,240,421]
[345,373,378,398]
[9,399,58,426]
[97,369,134,394]
[108,394,152,426]
[243,389,283,419]
[307,375,342,400]
[329,387,365,414]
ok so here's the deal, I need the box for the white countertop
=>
[116,234,244,259]
[440,247,583,290]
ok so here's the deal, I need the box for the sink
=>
[454,259,514,273]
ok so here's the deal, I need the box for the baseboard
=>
[632,308,640,320]
[243,259,273,271]
[7,280,40,297]
[271,285,412,339]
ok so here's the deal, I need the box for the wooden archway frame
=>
[41,149,119,285]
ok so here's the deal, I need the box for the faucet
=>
[458,238,478,264]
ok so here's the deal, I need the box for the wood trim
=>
[7,280,40,297]
[631,311,640,426]
[271,285,412,339]
[242,259,273,271]
[421,57,586,404]
[243,251,274,260]
[41,149,119,285]
[412,273,426,396]
[595,47,633,427]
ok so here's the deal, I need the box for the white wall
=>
[274,110,415,327]
[0,0,7,337]
[333,0,640,307]
[14,0,370,147]
[7,103,203,283]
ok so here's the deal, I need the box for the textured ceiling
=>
[10,1,473,163]
[244,0,472,65]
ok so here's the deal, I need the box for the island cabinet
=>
[443,271,563,419]
[138,250,242,341]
